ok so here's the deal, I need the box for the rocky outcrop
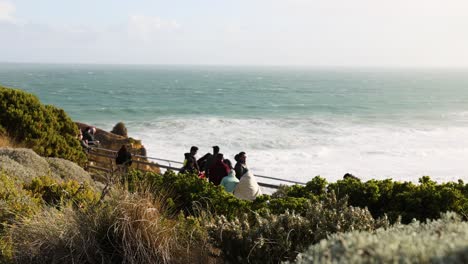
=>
[76,122,160,174]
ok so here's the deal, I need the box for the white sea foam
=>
[121,116,468,185]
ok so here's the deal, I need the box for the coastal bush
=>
[0,148,96,189]
[24,176,99,209]
[328,176,468,223]
[124,170,251,219]
[272,176,327,200]
[0,86,86,165]
[296,212,468,264]
[123,170,312,218]
[0,173,41,231]
[0,172,40,264]
[251,195,311,215]
[274,176,468,223]
[46,157,95,186]
[111,122,128,137]
[207,192,390,263]
[0,148,50,183]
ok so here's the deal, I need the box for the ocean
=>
[1,63,468,184]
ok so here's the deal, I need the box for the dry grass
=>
[6,186,212,264]
[0,134,13,147]
[0,134,28,148]
[111,190,179,263]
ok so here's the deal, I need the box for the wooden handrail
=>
[86,147,306,189]
[89,146,184,165]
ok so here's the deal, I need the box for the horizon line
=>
[1,61,468,70]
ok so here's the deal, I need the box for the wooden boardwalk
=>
[86,147,306,190]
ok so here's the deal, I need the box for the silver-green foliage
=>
[0,148,50,182]
[46,157,94,186]
[0,148,94,186]
[207,193,390,263]
[296,212,468,264]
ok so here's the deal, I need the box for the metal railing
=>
[86,146,306,189]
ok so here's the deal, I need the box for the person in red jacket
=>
[208,153,230,186]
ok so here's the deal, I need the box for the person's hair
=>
[234,154,239,162]
[224,159,233,169]
[190,146,198,152]
[213,146,220,152]
[239,151,246,156]
[216,153,224,160]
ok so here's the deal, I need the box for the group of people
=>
[78,126,132,167]
[78,126,100,150]
[77,127,262,200]
[180,146,262,200]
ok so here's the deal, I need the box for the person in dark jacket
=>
[208,153,230,186]
[197,153,212,173]
[234,151,248,180]
[116,145,132,166]
[204,146,220,178]
[180,146,199,174]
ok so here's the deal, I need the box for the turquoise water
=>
[1,63,468,183]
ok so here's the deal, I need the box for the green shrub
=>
[272,176,327,200]
[0,236,13,264]
[327,176,468,223]
[207,192,390,263]
[111,122,128,137]
[0,86,86,165]
[24,176,99,209]
[0,172,41,231]
[272,176,468,223]
[296,212,468,264]
[124,170,250,219]
[0,172,40,264]
[252,195,311,215]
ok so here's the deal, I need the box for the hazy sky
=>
[0,0,467,67]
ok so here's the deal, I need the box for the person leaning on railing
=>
[116,145,133,167]
[234,151,248,180]
[180,146,199,174]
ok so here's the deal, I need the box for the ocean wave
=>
[115,116,468,184]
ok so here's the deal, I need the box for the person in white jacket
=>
[233,170,262,201]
